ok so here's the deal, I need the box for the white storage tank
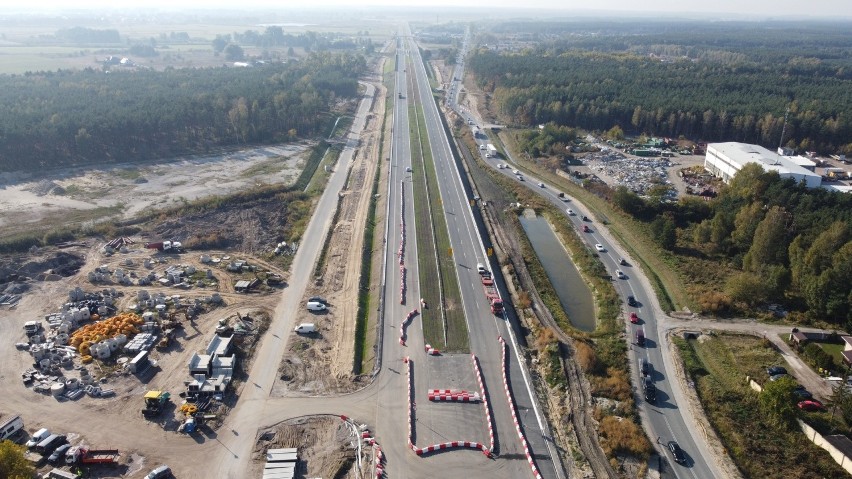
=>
[51,382,66,396]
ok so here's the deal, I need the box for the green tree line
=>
[469,21,852,154]
[610,163,852,325]
[0,52,365,172]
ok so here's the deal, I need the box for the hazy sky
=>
[11,0,852,18]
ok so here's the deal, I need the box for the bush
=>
[574,340,601,374]
[599,415,652,457]
[802,343,835,372]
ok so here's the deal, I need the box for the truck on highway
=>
[66,446,120,465]
[480,273,504,315]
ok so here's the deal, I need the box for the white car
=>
[538,182,545,188]
[501,164,508,169]
[595,244,605,252]
[616,270,626,279]
[566,209,575,215]
[496,164,504,169]
[512,169,520,174]
[405,166,412,172]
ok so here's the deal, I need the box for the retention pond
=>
[519,214,595,332]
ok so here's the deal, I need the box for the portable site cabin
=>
[0,415,23,441]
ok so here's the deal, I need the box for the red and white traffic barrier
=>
[424,344,441,356]
[471,354,495,454]
[498,336,542,479]
[400,265,406,304]
[399,309,418,346]
[428,393,481,402]
[405,357,491,457]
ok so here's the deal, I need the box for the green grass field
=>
[676,334,847,478]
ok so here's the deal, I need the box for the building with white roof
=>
[705,142,822,188]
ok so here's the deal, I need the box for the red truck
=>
[481,274,504,315]
[66,447,120,465]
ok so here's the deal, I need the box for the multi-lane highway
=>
[449,36,724,477]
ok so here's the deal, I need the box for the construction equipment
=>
[142,390,171,418]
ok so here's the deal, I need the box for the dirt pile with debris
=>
[253,416,357,479]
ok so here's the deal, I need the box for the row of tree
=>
[213,27,375,55]
[471,20,852,155]
[0,52,365,172]
[610,163,852,325]
[469,49,852,154]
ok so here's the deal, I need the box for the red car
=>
[582,225,591,233]
[798,400,824,411]
[629,312,639,324]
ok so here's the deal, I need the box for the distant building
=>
[705,142,822,188]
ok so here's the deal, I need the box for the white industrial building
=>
[705,142,822,188]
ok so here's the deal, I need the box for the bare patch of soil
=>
[251,416,358,479]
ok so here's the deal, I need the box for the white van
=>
[294,323,316,334]
[306,301,327,312]
[26,427,50,448]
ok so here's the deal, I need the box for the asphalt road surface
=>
[454,64,726,477]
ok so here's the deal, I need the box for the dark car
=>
[308,296,328,305]
[767,366,788,376]
[643,377,656,402]
[48,443,72,464]
[668,441,686,464]
[769,373,788,381]
[793,388,813,400]
[627,296,638,307]
[640,357,652,377]
[582,215,590,222]
[635,329,645,347]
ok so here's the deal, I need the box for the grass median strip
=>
[413,103,468,353]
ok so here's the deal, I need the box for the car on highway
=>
[405,166,412,172]
[619,257,628,266]
[767,366,788,376]
[516,175,524,181]
[627,295,638,307]
[640,357,652,376]
[642,377,656,402]
[595,244,605,252]
[512,169,519,174]
[629,312,640,324]
[668,441,687,464]
[798,399,825,411]
[537,182,545,188]
[616,270,626,279]
[582,215,590,222]
[635,329,645,346]
[497,164,504,169]
[566,208,575,215]
[582,225,591,233]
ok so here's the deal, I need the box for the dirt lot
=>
[251,415,372,479]
[273,66,387,397]
[0,143,309,234]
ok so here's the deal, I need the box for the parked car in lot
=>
[629,312,640,324]
[48,443,72,464]
[308,296,328,305]
[26,428,50,448]
[793,387,813,400]
[306,301,327,312]
[668,441,687,464]
[767,366,788,376]
[145,465,172,479]
[627,295,638,307]
[798,399,825,411]
[595,244,605,252]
